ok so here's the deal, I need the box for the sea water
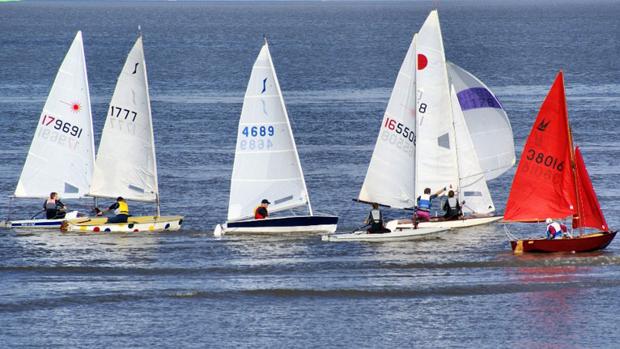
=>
[0,1,619,347]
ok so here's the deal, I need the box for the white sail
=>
[414,11,459,196]
[450,85,495,214]
[227,42,310,222]
[358,34,417,209]
[15,31,95,199]
[447,62,515,181]
[89,36,158,203]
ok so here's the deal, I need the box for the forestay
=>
[450,85,494,214]
[227,42,310,222]
[358,34,417,209]
[15,31,95,199]
[447,62,515,181]
[414,10,459,196]
[89,35,159,203]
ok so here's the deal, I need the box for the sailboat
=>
[213,40,338,236]
[505,71,616,253]
[7,31,96,228]
[323,11,514,242]
[61,33,183,233]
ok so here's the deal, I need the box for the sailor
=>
[254,199,270,219]
[414,187,447,222]
[442,190,462,220]
[98,197,130,224]
[43,192,66,219]
[365,202,390,234]
[545,218,568,240]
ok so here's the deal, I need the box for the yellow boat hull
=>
[61,215,184,233]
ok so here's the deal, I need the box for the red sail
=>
[504,72,576,221]
[572,147,608,231]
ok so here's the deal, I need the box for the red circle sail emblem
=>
[72,103,81,112]
[417,54,428,70]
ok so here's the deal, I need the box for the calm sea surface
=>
[1,1,619,347]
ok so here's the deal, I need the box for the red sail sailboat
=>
[504,71,616,253]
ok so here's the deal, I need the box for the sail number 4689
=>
[242,125,275,137]
[526,148,564,171]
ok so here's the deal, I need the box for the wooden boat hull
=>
[322,227,449,242]
[215,215,338,236]
[510,231,617,253]
[386,215,502,231]
[61,215,184,233]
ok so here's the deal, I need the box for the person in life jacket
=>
[43,192,66,219]
[414,187,447,223]
[254,199,270,219]
[442,190,462,220]
[545,218,569,240]
[97,197,130,224]
[365,202,390,234]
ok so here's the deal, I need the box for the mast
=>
[264,39,313,216]
[561,71,583,234]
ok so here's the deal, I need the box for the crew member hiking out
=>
[365,202,390,234]
[254,199,270,219]
[442,190,462,220]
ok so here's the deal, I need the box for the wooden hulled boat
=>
[504,71,615,253]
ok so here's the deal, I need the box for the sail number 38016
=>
[526,148,564,171]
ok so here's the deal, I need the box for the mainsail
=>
[450,85,495,214]
[447,62,515,181]
[573,147,608,231]
[504,72,576,221]
[227,42,311,222]
[358,34,417,209]
[89,35,159,203]
[414,10,459,197]
[15,31,95,199]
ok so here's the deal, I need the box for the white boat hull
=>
[7,211,81,229]
[61,215,184,233]
[385,215,502,231]
[322,226,449,242]
[214,215,338,236]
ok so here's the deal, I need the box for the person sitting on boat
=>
[43,192,66,219]
[414,187,447,223]
[97,197,130,224]
[442,190,462,221]
[365,202,390,234]
[545,218,569,240]
[254,199,270,219]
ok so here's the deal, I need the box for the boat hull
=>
[61,215,184,233]
[385,215,502,231]
[7,211,82,229]
[322,226,449,242]
[216,215,338,236]
[510,231,617,253]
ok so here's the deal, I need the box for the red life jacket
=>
[254,206,268,219]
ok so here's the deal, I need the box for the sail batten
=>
[227,43,311,222]
[89,36,159,203]
[15,31,95,199]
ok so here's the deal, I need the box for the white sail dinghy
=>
[62,34,183,233]
[214,40,338,236]
[323,11,514,241]
[7,31,96,228]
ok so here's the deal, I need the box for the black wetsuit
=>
[367,209,390,234]
[443,197,462,220]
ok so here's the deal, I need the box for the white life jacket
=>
[547,222,564,234]
[418,194,432,211]
[45,199,57,210]
[370,209,382,223]
[447,197,458,209]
